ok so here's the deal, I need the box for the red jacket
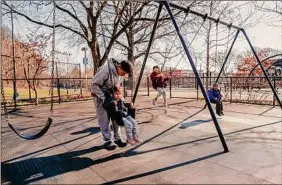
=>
[150,72,169,89]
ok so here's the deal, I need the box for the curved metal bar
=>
[247,54,282,78]
[8,117,52,140]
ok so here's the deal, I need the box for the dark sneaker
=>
[216,111,221,116]
[104,141,117,151]
[114,139,127,148]
[221,111,224,115]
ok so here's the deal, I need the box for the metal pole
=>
[28,60,31,101]
[216,29,240,83]
[132,3,163,104]
[241,29,282,109]
[273,76,276,107]
[11,10,17,109]
[147,76,150,97]
[84,63,87,90]
[158,1,241,30]
[170,67,172,99]
[196,77,199,100]
[230,77,232,103]
[123,78,126,98]
[84,50,87,92]
[202,73,205,88]
[55,63,61,103]
[209,71,212,86]
[163,0,229,153]
[79,63,82,97]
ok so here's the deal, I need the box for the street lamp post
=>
[81,47,88,91]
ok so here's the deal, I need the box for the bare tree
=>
[253,1,282,30]
[183,1,261,89]
[112,1,200,91]
[254,1,282,15]
[21,33,50,104]
[2,1,149,74]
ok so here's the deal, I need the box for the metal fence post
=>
[273,76,276,107]
[124,78,126,98]
[79,63,82,97]
[202,73,205,88]
[196,77,199,101]
[170,67,172,99]
[147,76,150,97]
[27,61,31,101]
[209,71,212,86]
[57,78,61,104]
[66,81,69,97]
[230,77,232,103]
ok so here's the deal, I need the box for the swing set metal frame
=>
[132,0,282,153]
[2,1,281,149]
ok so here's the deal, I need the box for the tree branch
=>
[100,2,149,65]
[115,40,130,50]
[2,1,88,41]
[54,2,88,38]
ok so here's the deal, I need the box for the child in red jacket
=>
[150,66,170,107]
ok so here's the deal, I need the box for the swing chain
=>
[50,1,56,117]
[215,21,219,64]
[165,11,191,70]
[1,80,10,123]
[172,16,206,71]
[225,26,231,54]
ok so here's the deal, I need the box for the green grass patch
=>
[3,87,82,100]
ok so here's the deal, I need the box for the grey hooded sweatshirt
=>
[90,58,123,102]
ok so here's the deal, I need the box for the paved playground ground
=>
[1,96,281,184]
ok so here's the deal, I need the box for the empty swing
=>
[1,2,56,140]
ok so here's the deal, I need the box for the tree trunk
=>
[91,46,100,75]
[34,88,38,105]
[206,1,213,90]
[127,26,134,97]
[126,2,135,99]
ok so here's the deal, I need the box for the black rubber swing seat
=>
[7,117,53,140]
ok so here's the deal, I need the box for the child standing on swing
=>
[150,66,170,107]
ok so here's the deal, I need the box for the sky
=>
[2,1,282,72]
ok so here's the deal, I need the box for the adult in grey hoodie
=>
[90,58,133,150]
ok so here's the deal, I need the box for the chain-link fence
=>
[2,74,281,108]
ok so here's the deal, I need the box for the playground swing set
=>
[1,1,282,155]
